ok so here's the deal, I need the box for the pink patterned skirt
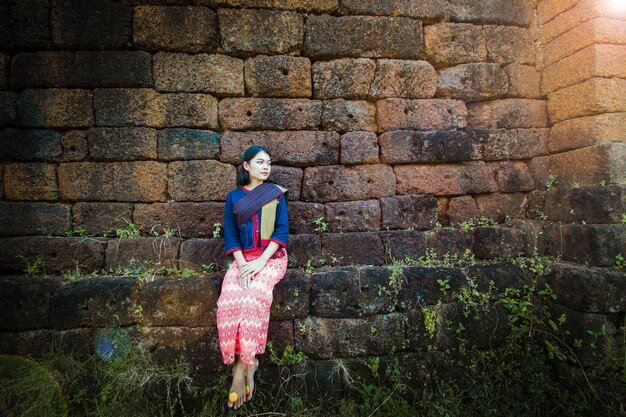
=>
[216,247,288,365]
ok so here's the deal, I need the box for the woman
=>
[216,145,289,412]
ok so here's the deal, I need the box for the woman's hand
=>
[238,258,268,288]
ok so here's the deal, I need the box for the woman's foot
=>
[227,362,247,411]
[245,359,259,402]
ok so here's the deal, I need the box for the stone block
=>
[535,184,626,224]
[304,15,423,59]
[475,193,526,222]
[338,0,447,21]
[60,131,88,161]
[136,276,217,327]
[50,278,137,329]
[528,155,550,190]
[95,89,219,129]
[138,326,221,373]
[546,224,626,267]
[286,233,321,268]
[154,53,244,96]
[490,161,535,192]
[340,132,379,165]
[473,227,525,259]
[271,270,311,320]
[51,0,131,48]
[18,89,93,128]
[549,143,626,187]
[446,195,480,224]
[541,0,626,44]
[10,133,52,172]
[179,239,228,272]
[157,129,220,161]
[134,6,218,53]
[379,230,428,260]
[543,263,626,313]
[220,130,339,167]
[376,98,467,132]
[267,166,303,200]
[425,228,474,256]
[543,45,626,95]
[436,63,509,102]
[542,17,626,67]
[379,130,481,163]
[219,8,304,56]
[294,313,405,358]
[449,0,533,26]
[325,200,381,232]
[504,64,541,98]
[87,128,157,161]
[468,99,548,129]
[0,53,8,89]
[506,219,549,255]
[207,0,337,12]
[58,161,167,202]
[105,237,181,269]
[11,51,152,89]
[302,164,395,202]
[135,202,223,239]
[312,58,375,100]
[72,202,133,237]
[0,236,105,274]
[401,267,467,308]
[547,78,626,124]
[245,55,311,98]
[424,23,486,68]
[369,59,437,99]
[545,304,619,368]
[288,202,325,234]
[321,232,386,265]
[219,98,322,130]
[484,26,535,65]
[395,162,497,196]
[481,128,549,161]
[0,92,17,126]
[168,160,235,202]
[321,99,376,133]
[310,267,395,317]
[380,194,438,231]
[548,113,626,153]
[0,276,63,331]
[538,0,578,24]
[0,329,97,358]
[4,163,58,201]
[0,202,71,236]
[2,0,52,49]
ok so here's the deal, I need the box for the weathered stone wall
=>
[0,0,566,273]
[0,0,624,394]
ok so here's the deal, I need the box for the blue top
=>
[223,185,289,255]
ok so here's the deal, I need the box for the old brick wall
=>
[0,0,624,392]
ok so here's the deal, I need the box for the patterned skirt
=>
[216,247,288,365]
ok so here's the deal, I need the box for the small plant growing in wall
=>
[212,222,222,238]
[313,216,328,233]
[20,256,47,277]
[545,175,558,191]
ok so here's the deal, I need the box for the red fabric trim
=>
[241,186,250,193]
[253,214,259,249]
[270,238,286,247]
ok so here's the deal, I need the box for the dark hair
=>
[236,145,271,186]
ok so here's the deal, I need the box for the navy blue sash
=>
[233,183,283,226]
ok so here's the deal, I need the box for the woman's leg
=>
[228,358,247,410]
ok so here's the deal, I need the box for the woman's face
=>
[243,151,271,184]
